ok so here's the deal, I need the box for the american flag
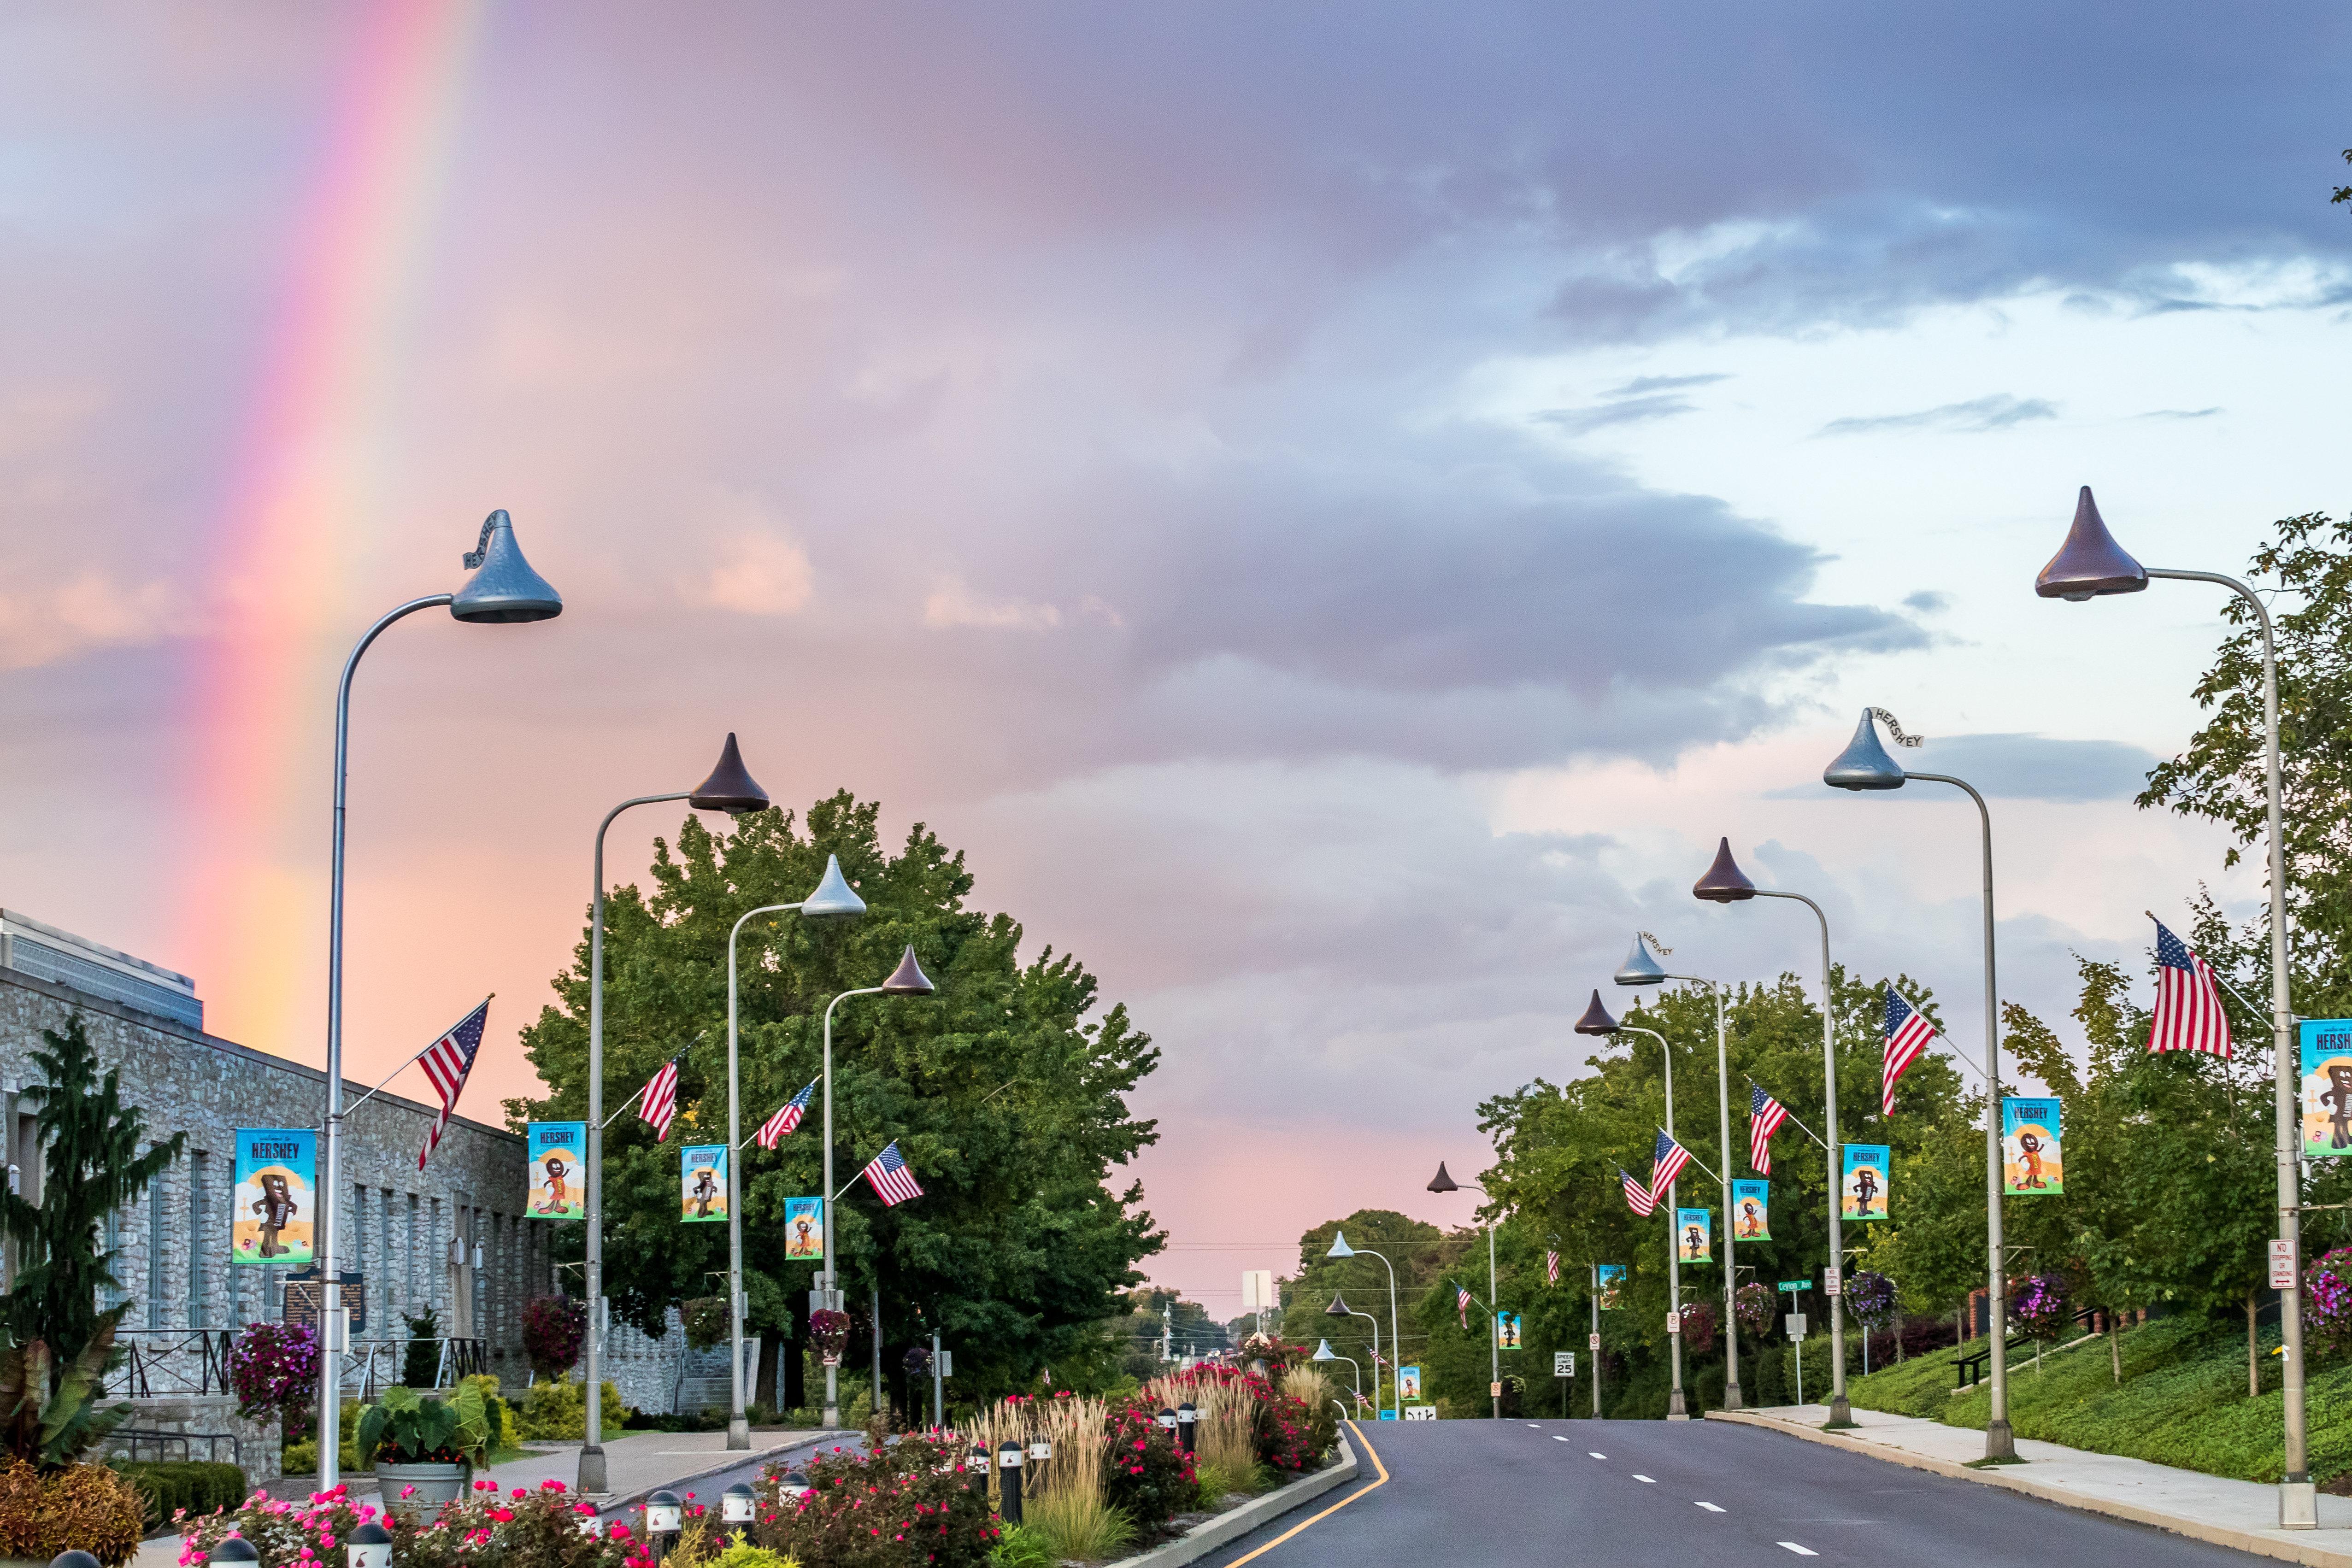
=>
[754,1079,817,1150]
[1882,987,1938,1117]
[1619,1167,1657,1217]
[2149,919,2233,1058]
[1749,1085,1789,1176]
[1546,1249,1560,1286]
[417,999,491,1169]
[1456,1285,1471,1328]
[1648,1129,1692,1206]
[859,1141,924,1206]
[638,1051,686,1142]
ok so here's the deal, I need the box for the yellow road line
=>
[1224,1419,1391,1565]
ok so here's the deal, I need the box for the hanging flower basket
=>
[809,1307,852,1366]
[1734,1281,1776,1336]
[2307,1248,2352,1357]
[2011,1274,2071,1341]
[1846,1271,1897,1327]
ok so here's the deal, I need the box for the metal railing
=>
[105,1427,244,1469]
[105,1329,236,1399]
[1955,1306,2100,1387]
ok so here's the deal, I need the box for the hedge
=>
[115,1461,249,1528]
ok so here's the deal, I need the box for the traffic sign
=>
[1823,1267,1842,1297]
[1403,1406,1438,1421]
[1665,1311,1681,1334]
[2271,1239,2297,1289]
[1776,1280,1809,1293]
[1490,1381,1503,1398]
[1588,1332,1601,1350]
[1553,1352,1576,1378]
[1785,1313,1808,1341]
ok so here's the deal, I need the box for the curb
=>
[1706,1411,2352,1568]
[1115,1438,1362,1568]
[600,1429,856,1515]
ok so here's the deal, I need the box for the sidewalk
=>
[1712,1404,2352,1567]
[135,1427,849,1568]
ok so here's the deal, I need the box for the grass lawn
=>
[1847,1315,2352,1485]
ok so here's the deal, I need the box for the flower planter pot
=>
[376,1460,472,1519]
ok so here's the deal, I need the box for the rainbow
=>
[182,0,484,1057]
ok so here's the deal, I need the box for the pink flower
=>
[401,1486,418,1498]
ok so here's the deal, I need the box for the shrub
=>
[1678,1301,1718,1355]
[524,1295,588,1380]
[1278,1365,1337,1461]
[987,1523,1056,1568]
[517,1378,631,1441]
[116,1460,247,1528]
[461,1373,520,1453]
[1024,1491,1134,1559]
[281,1400,364,1477]
[179,1477,635,1568]
[401,1306,444,1388]
[1101,1400,1196,1524]
[0,1459,146,1565]
[710,1538,795,1568]
[752,1430,998,1567]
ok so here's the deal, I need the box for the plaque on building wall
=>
[284,1269,367,1332]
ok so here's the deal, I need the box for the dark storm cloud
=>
[1819,394,2059,436]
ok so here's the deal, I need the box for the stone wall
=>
[0,965,547,1452]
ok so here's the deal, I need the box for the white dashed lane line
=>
[1694,1502,1724,1513]
[1633,1474,1657,1484]
[1778,1545,1817,1557]
[1588,1451,1606,1459]
[1552,1436,1572,1443]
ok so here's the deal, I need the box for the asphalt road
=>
[1198,1418,2283,1567]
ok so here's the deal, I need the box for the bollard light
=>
[723,1483,756,1525]
[1156,1407,1178,1433]
[209,1540,259,1568]
[782,1468,812,1499]
[645,1489,684,1536]
[345,1522,392,1568]
[1028,1439,1052,1462]
[50,1554,103,1568]
[1176,1400,1197,1456]
[996,1440,1026,1526]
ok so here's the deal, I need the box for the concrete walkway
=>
[1712,1404,2352,1567]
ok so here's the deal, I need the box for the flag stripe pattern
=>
[860,1141,924,1206]
[417,1000,491,1170]
[639,1053,685,1142]
[2149,919,2234,1058]
[1546,1249,1561,1286]
[1456,1284,1471,1328]
[1649,1129,1693,1205]
[1882,987,1938,1117]
[1619,1167,1657,1217]
[1749,1085,1788,1177]
[755,1079,817,1150]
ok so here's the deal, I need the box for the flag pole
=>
[1892,986,1986,1081]
[2144,911,2281,1026]
[1660,1128,1725,1188]
[1746,1076,1833,1153]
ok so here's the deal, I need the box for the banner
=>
[527,1122,587,1219]
[1496,1311,1523,1349]
[232,1128,316,1267]
[1397,1365,1423,1401]
[2300,1021,2352,1158]
[1840,1144,1891,1222]
[1732,1180,1771,1240]
[2001,1098,2064,1194]
[1676,1208,1711,1263]
[681,1144,729,1223]
[1596,1264,1626,1309]
[784,1196,826,1260]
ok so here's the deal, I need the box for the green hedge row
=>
[116,1461,249,1528]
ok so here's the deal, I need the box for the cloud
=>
[1817,394,2058,436]
[695,533,814,617]
[922,580,1064,631]
[1769,732,2163,803]
[1902,590,1952,614]
[0,573,200,670]
[2134,406,2224,420]
[1535,393,1699,433]
[1605,372,1731,398]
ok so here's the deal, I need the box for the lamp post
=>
[314,510,561,1490]
[1426,1162,1503,1419]
[2037,487,2313,1526]
[1588,1263,1603,1418]
[1613,936,1742,1411]
[1693,839,1849,1425]
[1821,707,2013,1457]
[1324,1292,1382,1414]
[722,855,867,1449]
[817,946,938,1427]
[1575,991,1688,1419]
[580,734,772,1495]
[1325,1233,1399,1419]
[1311,1339,1363,1408]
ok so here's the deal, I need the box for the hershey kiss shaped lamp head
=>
[1614,933,1670,987]
[800,853,867,919]
[1692,838,1757,903]
[688,733,770,816]
[2035,486,2148,602]
[1313,1339,1337,1361]
[880,945,936,995]
[1823,709,1908,791]
[1573,989,1619,1036]
[1427,1161,1459,1193]
[449,509,564,623]
[1325,1292,1354,1316]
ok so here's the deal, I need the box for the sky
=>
[3,3,2349,1313]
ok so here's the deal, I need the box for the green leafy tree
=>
[0,1014,183,1387]
[513,793,1162,1404]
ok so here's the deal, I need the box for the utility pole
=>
[1161,1303,1172,1362]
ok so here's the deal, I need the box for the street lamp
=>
[2037,486,2312,1527]
[315,510,561,1490]
[1614,934,1742,1411]
[1575,991,1688,1419]
[1311,1339,1363,1409]
[1326,1233,1400,1420]
[817,945,938,1427]
[580,734,772,1495]
[1692,839,1850,1425]
[1822,707,2013,1458]
[1427,1162,1504,1420]
[722,855,868,1449]
[1324,1292,1382,1413]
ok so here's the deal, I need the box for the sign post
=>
[1786,1312,1809,1407]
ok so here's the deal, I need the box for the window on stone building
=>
[187,1149,208,1328]
[147,1150,165,1328]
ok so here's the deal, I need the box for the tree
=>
[512,793,1162,1404]
[0,1014,182,1387]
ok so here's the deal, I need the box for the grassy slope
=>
[1847,1316,2352,1485]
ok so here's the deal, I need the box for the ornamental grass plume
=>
[1145,1372,1252,1479]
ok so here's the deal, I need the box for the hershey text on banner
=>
[526,1122,587,1219]
[1732,1179,1770,1240]
[1841,1144,1891,1222]
[2001,1098,2063,1195]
